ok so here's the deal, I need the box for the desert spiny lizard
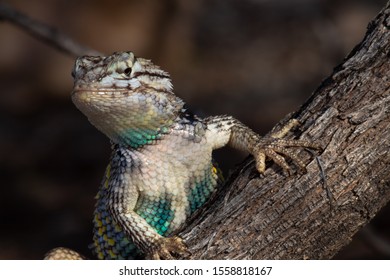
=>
[45,51,318,260]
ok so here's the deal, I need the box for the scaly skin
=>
[45,52,318,260]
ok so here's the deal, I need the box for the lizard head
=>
[71,51,184,148]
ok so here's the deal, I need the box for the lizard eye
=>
[71,70,75,78]
[124,67,132,77]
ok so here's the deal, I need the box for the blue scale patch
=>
[120,127,169,148]
[188,166,218,214]
[136,198,174,236]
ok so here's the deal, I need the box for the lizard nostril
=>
[124,68,132,76]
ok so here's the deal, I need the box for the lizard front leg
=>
[109,204,188,260]
[107,156,188,260]
[205,116,319,175]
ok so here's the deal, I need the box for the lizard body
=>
[45,51,317,260]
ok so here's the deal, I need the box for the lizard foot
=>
[254,119,321,175]
[147,236,190,260]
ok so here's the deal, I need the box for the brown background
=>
[0,0,388,259]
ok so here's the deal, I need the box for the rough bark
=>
[180,2,390,259]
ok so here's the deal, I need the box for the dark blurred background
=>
[0,0,389,259]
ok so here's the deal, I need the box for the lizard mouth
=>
[71,87,134,100]
[72,85,131,94]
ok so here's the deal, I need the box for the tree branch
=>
[0,3,101,57]
[180,2,390,259]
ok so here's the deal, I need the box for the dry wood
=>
[180,2,390,259]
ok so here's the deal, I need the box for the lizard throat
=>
[71,89,183,148]
[118,126,171,148]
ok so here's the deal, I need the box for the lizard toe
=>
[148,236,189,260]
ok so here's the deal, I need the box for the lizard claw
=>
[147,236,190,260]
[253,119,320,175]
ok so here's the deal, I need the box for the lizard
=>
[45,51,319,260]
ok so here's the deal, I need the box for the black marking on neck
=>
[178,105,202,125]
